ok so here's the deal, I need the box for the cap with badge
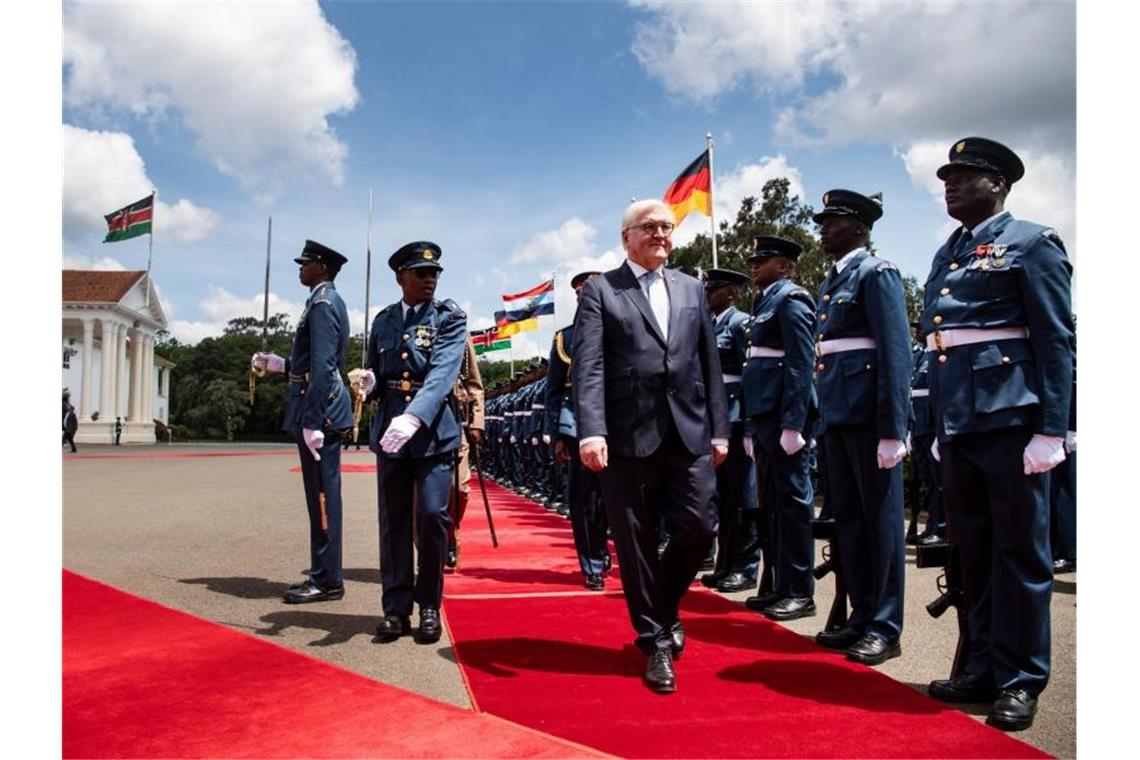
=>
[571,271,601,289]
[812,189,883,228]
[701,268,751,289]
[294,239,348,272]
[936,137,1024,185]
[388,241,444,272]
[749,235,804,262]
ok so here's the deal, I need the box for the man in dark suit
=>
[573,199,729,694]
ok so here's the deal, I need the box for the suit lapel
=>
[665,269,682,346]
[616,261,666,347]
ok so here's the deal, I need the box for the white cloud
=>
[167,286,305,344]
[511,217,598,264]
[64,0,359,200]
[62,253,126,271]
[63,125,219,243]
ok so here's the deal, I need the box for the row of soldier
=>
[250,135,1073,732]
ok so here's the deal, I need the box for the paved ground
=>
[63,443,1075,758]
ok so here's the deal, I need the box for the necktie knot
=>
[403,306,418,328]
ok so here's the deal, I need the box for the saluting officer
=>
[358,241,467,645]
[252,240,353,604]
[739,236,818,621]
[811,190,912,665]
[700,268,761,593]
[921,138,1073,732]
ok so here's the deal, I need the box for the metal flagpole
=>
[707,133,718,269]
[145,190,156,308]
[362,187,373,367]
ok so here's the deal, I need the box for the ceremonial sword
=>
[249,216,272,405]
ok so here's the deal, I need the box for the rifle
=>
[352,188,373,444]
[917,538,970,678]
[249,216,272,405]
[811,517,849,632]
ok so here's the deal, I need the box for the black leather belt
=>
[288,372,310,383]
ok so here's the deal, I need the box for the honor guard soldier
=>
[811,190,912,665]
[700,268,761,593]
[546,270,610,589]
[357,241,467,644]
[909,322,945,546]
[252,240,353,604]
[739,237,818,621]
[921,138,1074,731]
[446,335,485,570]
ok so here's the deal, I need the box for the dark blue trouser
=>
[942,427,1052,695]
[825,425,905,641]
[912,433,945,534]
[563,437,608,576]
[1050,451,1076,562]
[296,431,343,589]
[756,432,815,598]
[377,451,454,616]
[712,421,760,578]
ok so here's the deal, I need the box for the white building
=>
[62,270,174,444]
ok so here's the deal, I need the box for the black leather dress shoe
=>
[846,633,901,665]
[287,578,311,591]
[669,621,685,660]
[1052,558,1076,574]
[986,689,1037,732]
[417,607,442,644]
[699,572,725,589]
[585,574,604,590]
[763,596,816,621]
[643,650,676,694]
[602,553,612,572]
[928,672,998,703]
[698,555,716,572]
[717,572,757,593]
[744,591,783,612]
[374,614,411,642]
[815,625,863,650]
[917,532,948,548]
[445,548,458,569]
[283,581,344,604]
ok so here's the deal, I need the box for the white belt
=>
[722,373,742,383]
[911,388,929,398]
[747,347,786,358]
[816,337,876,357]
[925,326,1028,352]
[520,411,532,416]
[531,404,545,410]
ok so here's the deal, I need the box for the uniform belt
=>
[816,337,876,357]
[747,347,785,358]
[531,403,545,410]
[386,379,424,392]
[288,372,310,383]
[722,373,742,383]
[925,326,1029,352]
[911,388,930,398]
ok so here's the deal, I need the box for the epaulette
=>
[789,286,810,298]
[875,260,898,273]
[311,289,332,305]
[1041,228,1067,251]
[436,298,465,317]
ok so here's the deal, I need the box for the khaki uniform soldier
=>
[447,336,485,569]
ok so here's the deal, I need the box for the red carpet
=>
[63,570,607,758]
[444,479,1048,759]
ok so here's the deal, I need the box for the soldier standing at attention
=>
[921,138,1073,732]
[811,190,912,665]
[357,242,466,645]
[446,335,485,571]
[252,240,353,604]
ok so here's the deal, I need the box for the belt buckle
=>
[399,379,412,392]
[815,341,823,358]
[933,331,945,352]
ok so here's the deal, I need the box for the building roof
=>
[62,270,146,303]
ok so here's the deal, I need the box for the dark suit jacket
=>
[572,261,729,458]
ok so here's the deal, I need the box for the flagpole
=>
[362,186,373,368]
[707,134,718,269]
[145,190,156,308]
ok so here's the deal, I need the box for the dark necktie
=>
[403,305,418,328]
[953,229,974,258]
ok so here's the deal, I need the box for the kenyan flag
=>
[103,194,153,243]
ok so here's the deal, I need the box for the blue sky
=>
[61,0,1077,358]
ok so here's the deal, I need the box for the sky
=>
[59,0,1077,359]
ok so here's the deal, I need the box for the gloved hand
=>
[510,435,517,444]
[531,436,538,446]
[348,368,376,396]
[931,438,941,462]
[302,428,324,461]
[380,413,423,454]
[876,438,907,469]
[905,433,912,454]
[542,434,551,445]
[1064,430,1076,454]
[251,352,285,374]
[780,429,806,456]
[743,436,754,460]
[1023,434,1066,475]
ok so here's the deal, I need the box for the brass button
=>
[405,395,412,402]
[949,263,959,271]
[940,287,950,296]
[1002,356,1011,364]
[823,294,831,302]
[777,361,783,367]
[820,314,828,321]
[400,352,409,360]
[402,333,410,340]
[402,371,410,378]
[933,315,943,325]
[865,363,872,370]
[817,363,826,371]
[938,354,948,364]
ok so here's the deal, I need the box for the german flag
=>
[663,150,711,224]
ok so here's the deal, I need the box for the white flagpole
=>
[145,190,156,308]
[707,133,718,269]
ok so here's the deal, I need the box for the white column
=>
[143,333,154,422]
[128,329,143,422]
[80,318,94,420]
[99,318,115,420]
[116,324,129,420]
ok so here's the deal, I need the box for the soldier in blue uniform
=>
[909,322,945,546]
[921,138,1073,731]
[811,190,911,665]
[739,236,818,620]
[358,241,467,645]
[546,270,610,589]
[1050,344,1076,574]
[252,240,353,604]
[699,268,761,593]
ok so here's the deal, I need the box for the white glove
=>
[780,429,806,456]
[876,438,907,469]
[302,428,324,461]
[542,434,551,445]
[743,436,755,460]
[510,435,517,444]
[348,368,376,396]
[905,433,913,454]
[251,352,285,374]
[380,413,423,454]
[1064,431,1076,454]
[931,438,941,462]
[1023,434,1066,475]
[531,436,538,446]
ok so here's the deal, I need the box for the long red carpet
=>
[444,479,1048,759]
[63,570,607,758]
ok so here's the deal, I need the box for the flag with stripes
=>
[103,194,154,243]
[662,150,711,224]
[471,327,512,355]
